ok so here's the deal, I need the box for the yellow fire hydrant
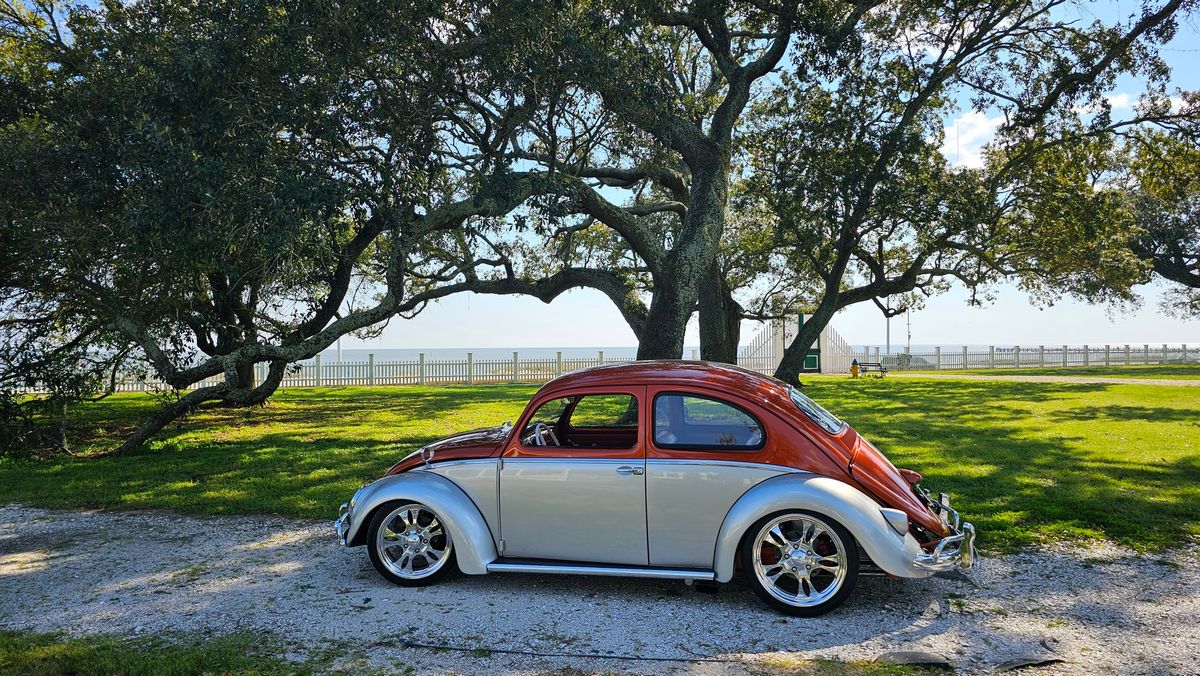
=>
[850,359,860,379]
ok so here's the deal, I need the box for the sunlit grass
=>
[1,379,1197,552]
[913,364,1200,379]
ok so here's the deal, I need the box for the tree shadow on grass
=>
[1049,405,1200,424]
[7,379,1200,549]
[807,379,1200,551]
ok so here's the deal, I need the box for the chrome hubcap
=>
[375,503,452,580]
[752,514,847,607]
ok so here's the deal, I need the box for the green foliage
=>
[2,379,1199,551]
[0,630,304,675]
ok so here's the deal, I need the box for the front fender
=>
[713,473,931,582]
[343,471,497,575]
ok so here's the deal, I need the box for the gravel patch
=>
[1,504,1197,674]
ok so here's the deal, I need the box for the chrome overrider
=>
[912,488,976,571]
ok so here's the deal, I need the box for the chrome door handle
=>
[616,465,644,476]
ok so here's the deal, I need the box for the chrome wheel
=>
[751,513,849,608]
[374,503,453,580]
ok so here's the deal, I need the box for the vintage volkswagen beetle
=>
[335,361,975,616]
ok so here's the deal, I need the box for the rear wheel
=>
[367,501,457,587]
[741,510,858,616]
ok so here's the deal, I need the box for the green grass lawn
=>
[0,631,303,675]
[1,379,1197,552]
[909,364,1200,379]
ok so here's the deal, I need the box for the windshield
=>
[789,387,846,435]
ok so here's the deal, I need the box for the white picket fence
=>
[107,350,784,393]
[74,341,1200,394]
[857,343,1197,371]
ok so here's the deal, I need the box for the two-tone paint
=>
[338,361,975,586]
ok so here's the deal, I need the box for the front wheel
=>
[367,501,457,587]
[741,510,859,616]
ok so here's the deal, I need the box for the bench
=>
[858,362,888,377]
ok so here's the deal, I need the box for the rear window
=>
[789,387,845,434]
[653,393,764,450]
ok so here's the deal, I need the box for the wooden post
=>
[418,352,426,385]
[988,346,995,368]
[368,353,375,386]
[511,351,519,384]
[467,352,474,385]
[1038,345,1045,367]
[556,351,563,377]
[315,354,322,387]
[934,346,941,370]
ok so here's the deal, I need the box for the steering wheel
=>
[533,421,560,447]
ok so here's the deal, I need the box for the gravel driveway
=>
[1,505,1196,674]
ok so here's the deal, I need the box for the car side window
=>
[521,393,640,449]
[653,393,764,450]
[569,394,638,428]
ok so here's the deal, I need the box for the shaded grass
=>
[0,386,535,519]
[1,379,1198,552]
[802,377,1200,551]
[0,631,303,675]
[916,364,1200,379]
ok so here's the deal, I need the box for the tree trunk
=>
[114,386,225,455]
[697,259,740,363]
[773,296,839,384]
[236,361,255,390]
[635,272,693,360]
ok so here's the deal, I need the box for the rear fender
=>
[343,471,497,575]
[712,473,932,582]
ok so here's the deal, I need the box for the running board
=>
[486,560,716,581]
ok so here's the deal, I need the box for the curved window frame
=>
[788,386,846,435]
[651,391,767,452]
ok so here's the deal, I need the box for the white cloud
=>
[1105,92,1132,109]
[940,111,1003,169]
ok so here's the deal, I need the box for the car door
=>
[499,387,647,565]
[645,387,790,568]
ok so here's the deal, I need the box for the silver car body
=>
[336,455,974,581]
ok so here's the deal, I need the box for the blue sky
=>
[345,4,1200,351]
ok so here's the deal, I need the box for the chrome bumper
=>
[913,491,977,572]
[335,501,351,546]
